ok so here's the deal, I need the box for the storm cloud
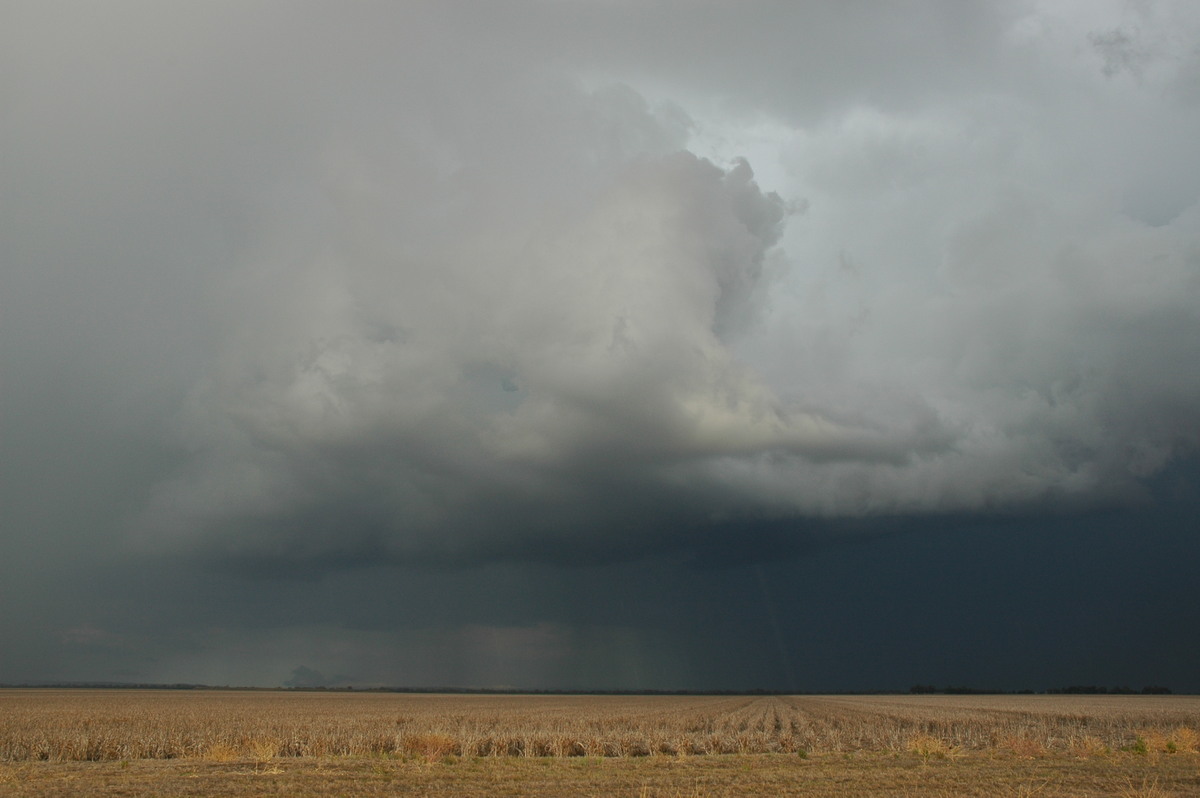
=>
[3,1,1199,689]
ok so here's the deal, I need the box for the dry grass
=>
[5,749,1200,797]
[0,689,1196,765]
[1002,733,1048,759]
[1120,775,1173,798]
[1066,734,1107,759]
[1170,725,1199,753]
[401,732,457,763]
[906,733,952,761]
[202,741,239,762]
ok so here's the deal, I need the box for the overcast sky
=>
[3,0,1199,691]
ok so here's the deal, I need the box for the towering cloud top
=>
[4,1,1199,578]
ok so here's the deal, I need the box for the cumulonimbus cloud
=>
[138,133,903,563]
[73,2,1195,568]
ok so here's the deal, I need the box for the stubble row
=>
[1,690,1197,762]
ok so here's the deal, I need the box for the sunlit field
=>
[3,690,1198,796]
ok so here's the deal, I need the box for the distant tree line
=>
[0,681,1176,696]
[1045,685,1172,695]
[909,685,1031,695]
[910,684,1172,695]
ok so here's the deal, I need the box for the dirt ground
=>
[3,752,1198,798]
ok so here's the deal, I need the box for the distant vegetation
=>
[3,681,1177,696]
[2,690,1197,762]
[910,684,1173,695]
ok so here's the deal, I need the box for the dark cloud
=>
[2,1,1198,689]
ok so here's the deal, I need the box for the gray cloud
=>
[3,1,1200,687]
[133,145,812,563]
[7,2,1199,557]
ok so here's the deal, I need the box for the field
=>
[1,690,1198,796]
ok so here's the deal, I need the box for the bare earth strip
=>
[4,754,1200,797]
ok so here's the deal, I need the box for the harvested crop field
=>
[2,690,1198,796]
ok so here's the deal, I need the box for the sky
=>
[2,0,1199,692]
